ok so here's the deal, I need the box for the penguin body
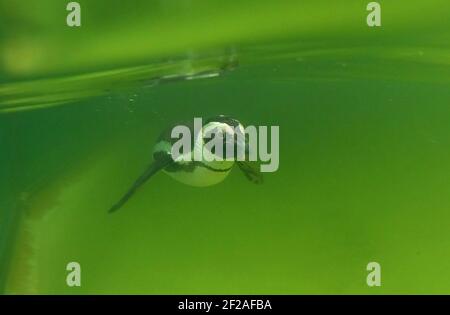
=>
[109,115,262,213]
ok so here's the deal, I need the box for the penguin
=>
[108,115,262,213]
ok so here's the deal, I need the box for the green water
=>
[1,0,450,294]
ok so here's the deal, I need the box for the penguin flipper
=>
[108,158,171,213]
[236,161,263,184]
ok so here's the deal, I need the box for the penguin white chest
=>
[164,162,234,187]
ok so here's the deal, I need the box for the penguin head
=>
[202,116,246,160]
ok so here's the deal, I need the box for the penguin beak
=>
[224,126,246,160]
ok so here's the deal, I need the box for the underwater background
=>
[1,0,450,294]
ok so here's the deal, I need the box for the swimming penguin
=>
[108,115,262,213]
